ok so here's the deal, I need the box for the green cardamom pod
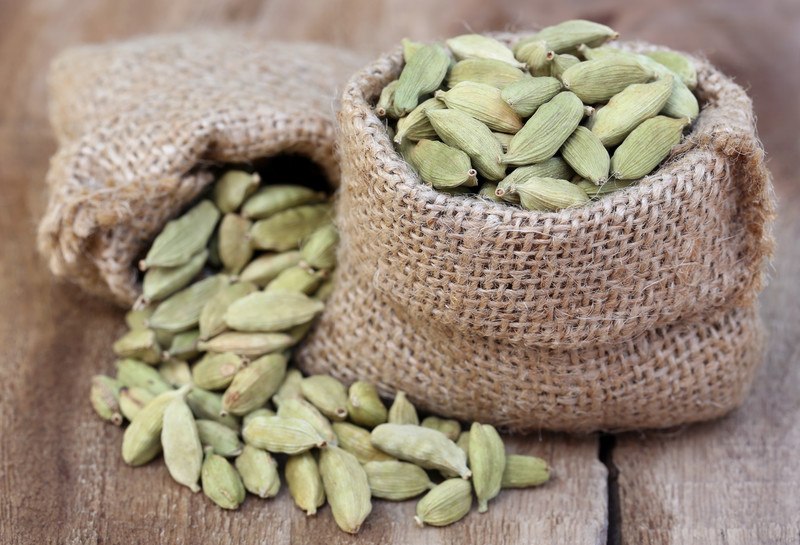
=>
[277,397,337,446]
[661,77,699,121]
[448,58,526,89]
[501,454,551,488]
[500,76,563,118]
[223,291,324,333]
[513,40,554,76]
[242,407,276,428]
[213,170,260,214]
[492,132,513,152]
[427,109,506,181]
[238,250,302,287]
[201,447,246,510]
[286,451,326,515]
[313,278,335,302]
[478,182,502,202]
[375,79,400,118]
[402,38,424,62]
[299,224,339,272]
[158,359,193,388]
[199,280,257,341]
[393,43,450,115]
[611,115,689,180]
[250,203,332,251]
[222,353,288,416]
[347,381,388,429]
[332,422,395,464]
[272,368,304,407]
[112,328,162,365]
[265,265,325,295]
[394,97,446,143]
[90,375,123,425]
[148,274,229,333]
[300,374,349,422]
[241,185,327,220]
[506,176,590,211]
[561,56,654,103]
[456,431,470,460]
[192,352,245,391]
[577,179,636,199]
[115,358,172,395]
[319,446,373,534]
[590,75,674,146]
[242,415,327,454]
[408,139,478,189]
[122,385,190,466]
[162,395,203,492]
[140,200,220,270]
[516,19,618,54]
[645,50,697,89]
[560,126,610,184]
[387,391,419,425]
[469,422,506,513]
[421,416,461,441]
[119,386,155,421]
[371,423,471,479]
[196,419,244,457]
[197,331,295,358]
[218,213,253,275]
[502,91,585,166]
[167,330,200,361]
[235,444,280,498]
[364,460,435,501]
[495,157,574,203]
[435,82,523,133]
[186,388,241,431]
[446,34,526,69]
[414,478,473,527]
[550,53,581,79]
[125,307,154,330]
[142,249,207,303]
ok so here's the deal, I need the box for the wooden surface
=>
[0,1,798,544]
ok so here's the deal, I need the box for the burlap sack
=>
[295,38,776,432]
[38,30,364,305]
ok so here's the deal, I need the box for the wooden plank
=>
[0,2,607,543]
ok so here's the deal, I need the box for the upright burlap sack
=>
[38,30,363,305]
[296,37,776,432]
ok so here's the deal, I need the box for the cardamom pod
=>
[224,291,324,333]
[375,79,400,118]
[414,478,473,527]
[427,109,506,181]
[250,203,332,251]
[196,419,244,457]
[394,97,446,143]
[222,353,288,416]
[495,156,574,202]
[192,352,245,391]
[448,58,526,89]
[370,423,471,479]
[502,91,584,166]
[242,407,276,428]
[198,332,294,358]
[456,431,470,460]
[272,368,305,407]
[115,358,171,395]
[140,200,220,270]
[119,386,155,421]
[402,38,424,62]
[238,250,302,287]
[590,75,674,146]
[142,249,207,303]
[646,50,697,89]
[501,454,551,488]
[446,34,526,69]
[125,307,154,330]
[516,19,618,54]
[319,446,373,534]
[241,185,327,220]
[408,139,478,189]
[162,396,203,492]
[158,359,193,387]
[513,40,554,76]
[242,415,327,454]
[347,381,388,429]
[186,388,241,431]
[661,77,699,121]
[611,115,689,179]
[561,56,654,103]
[235,444,281,498]
[286,451,326,515]
[201,447,246,509]
[393,43,450,115]
[469,422,506,513]
[112,328,162,365]
[560,126,610,184]
[148,274,229,333]
[299,224,339,271]
[387,391,419,425]
[121,385,190,466]
[277,397,338,446]
[492,132,513,152]
[167,330,200,361]
[577,179,636,199]
[435,82,522,133]
[500,76,563,118]
[300,375,349,422]
[364,460,435,501]
[421,416,461,441]
[265,265,325,295]
[478,182,503,202]
[550,53,581,79]
[332,422,395,464]
[213,170,260,214]
[505,176,590,211]
[90,375,123,425]
[218,213,253,275]
[198,282,258,340]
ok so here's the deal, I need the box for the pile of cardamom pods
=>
[378,19,700,210]
[90,169,550,534]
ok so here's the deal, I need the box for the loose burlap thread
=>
[295,37,776,432]
[38,30,364,305]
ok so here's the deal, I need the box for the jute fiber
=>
[39,30,364,305]
[295,37,776,432]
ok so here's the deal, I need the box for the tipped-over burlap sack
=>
[295,37,776,432]
[38,30,363,305]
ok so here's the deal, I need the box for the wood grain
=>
[0,0,798,543]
